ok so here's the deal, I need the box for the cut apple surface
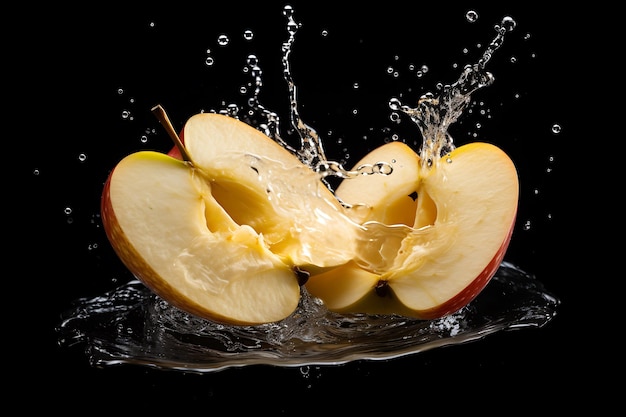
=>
[305,141,519,320]
[177,113,359,271]
[335,141,421,226]
[101,113,360,325]
[102,151,301,325]
[102,109,519,325]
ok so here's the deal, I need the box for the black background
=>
[17,1,606,413]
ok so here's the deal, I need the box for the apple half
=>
[305,141,519,320]
[176,113,359,271]
[101,113,359,325]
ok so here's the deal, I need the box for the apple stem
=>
[151,104,193,165]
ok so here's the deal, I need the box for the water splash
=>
[57,262,559,373]
[281,5,326,169]
[212,5,393,185]
[390,16,516,170]
[215,11,517,179]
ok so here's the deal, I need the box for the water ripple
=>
[57,261,559,373]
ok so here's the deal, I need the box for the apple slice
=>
[177,113,359,271]
[101,151,301,325]
[305,141,519,320]
[335,141,421,226]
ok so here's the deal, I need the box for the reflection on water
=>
[57,261,559,373]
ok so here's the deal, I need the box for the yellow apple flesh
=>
[102,113,361,325]
[178,113,359,271]
[305,141,519,320]
[101,151,302,325]
[334,141,421,226]
[103,108,519,324]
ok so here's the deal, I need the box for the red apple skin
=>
[412,216,515,320]
[167,133,183,159]
[167,146,182,159]
[101,175,119,256]
[166,127,185,159]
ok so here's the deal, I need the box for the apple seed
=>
[293,266,310,286]
[375,280,390,297]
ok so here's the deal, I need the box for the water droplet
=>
[78,153,87,162]
[121,110,131,120]
[205,56,214,66]
[523,220,531,231]
[64,207,72,215]
[140,135,148,143]
[283,4,294,17]
[388,97,402,111]
[226,103,239,117]
[33,169,40,176]
[374,162,393,175]
[288,22,300,34]
[466,10,479,23]
[551,123,561,134]
[217,34,229,46]
[321,29,328,37]
[243,29,254,41]
[510,56,517,63]
[501,16,516,32]
[247,54,259,66]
